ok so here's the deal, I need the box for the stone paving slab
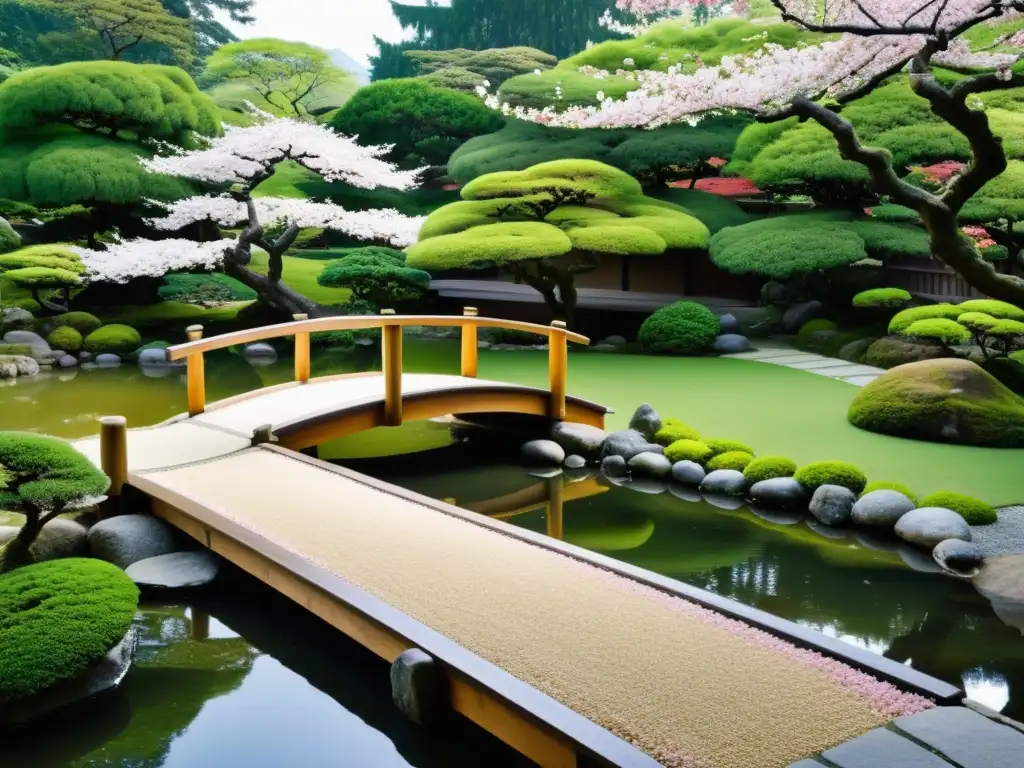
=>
[786,359,863,370]
[749,354,826,365]
[721,349,809,360]
[894,706,1024,768]
[822,727,953,767]
[806,364,885,378]
[843,375,882,387]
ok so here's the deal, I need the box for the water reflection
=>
[371,457,1024,721]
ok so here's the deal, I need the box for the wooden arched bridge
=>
[73,310,962,768]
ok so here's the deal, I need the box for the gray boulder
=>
[670,460,705,486]
[243,342,277,363]
[700,469,747,496]
[865,335,946,369]
[88,514,177,568]
[550,421,607,459]
[838,338,876,364]
[760,281,790,307]
[895,507,972,548]
[627,403,661,441]
[126,551,220,590]
[627,451,672,479]
[749,477,808,509]
[12,356,39,376]
[809,485,856,526]
[58,354,79,369]
[2,329,50,358]
[0,518,88,562]
[520,439,565,465]
[603,335,627,347]
[138,347,169,365]
[851,490,916,527]
[718,313,740,334]
[0,358,16,379]
[600,429,663,462]
[564,454,586,469]
[78,351,93,362]
[729,305,783,338]
[95,353,121,367]
[600,454,627,478]
[713,333,750,353]
[932,538,985,573]
[783,300,824,333]
[1,307,34,330]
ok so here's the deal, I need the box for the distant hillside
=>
[329,50,370,84]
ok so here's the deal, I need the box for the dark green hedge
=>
[637,301,719,356]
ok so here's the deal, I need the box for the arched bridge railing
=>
[166,307,591,426]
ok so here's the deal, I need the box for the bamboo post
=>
[381,309,403,426]
[98,416,128,498]
[185,325,206,416]
[190,609,210,641]
[293,313,310,383]
[461,306,479,378]
[545,475,564,541]
[548,320,567,420]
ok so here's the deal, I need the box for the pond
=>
[1,338,1021,762]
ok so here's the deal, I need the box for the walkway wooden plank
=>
[132,446,939,768]
[73,421,251,471]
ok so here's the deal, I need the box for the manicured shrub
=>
[665,439,713,464]
[0,215,19,254]
[888,304,962,334]
[83,324,142,355]
[50,311,102,335]
[852,287,912,308]
[45,325,82,352]
[159,273,256,304]
[956,299,1024,320]
[743,456,798,484]
[317,248,431,305]
[704,438,755,457]
[637,301,719,355]
[709,217,867,277]
[10,298,40,313]
[0,559,139,704]
[311,330,356,349]
[919,491,998,525]
[481,327,546,345]
[900,318,972,346]
[706,451,754,471]
[860,481,918,505]
[793,460,868,493]
[797,318,837,348]
[958,312,1000,332]
[654,418,701,446]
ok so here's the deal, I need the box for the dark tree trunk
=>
[0,512,40,572]
[30,288,69,315]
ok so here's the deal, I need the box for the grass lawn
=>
[102,300,252,330]
[471,348,1023,506]
[247,250,352,305]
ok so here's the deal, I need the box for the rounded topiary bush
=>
[11,298,41,313]
[860,481,918,505]
[852,287,912,308]
[797,318,837,348]
[743,456,797,484]
[637,301,718,355]
[918,491,998,525]
[888,304,962,334]
[654,418,701,446]
[50,311,103,336]
[0,558,139,705]
[848,358,1024,447]
[956,299,1024,320]
[83,324,142,355]
[704,438,754,457]
[793,460,868,494]
[900,318,972,346]
[706,450,754,471]
[665,439,713,464]
[45,325,83,353]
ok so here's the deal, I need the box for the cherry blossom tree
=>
[138,113,425,317]
[600,0,748,34]
[492,1,1024,304]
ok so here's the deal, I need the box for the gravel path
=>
[971,506,1024,557]
[143,447,935,768]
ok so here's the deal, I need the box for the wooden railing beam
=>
[461,306,479,378]
[185,324,206,416]
[381,309,403,426]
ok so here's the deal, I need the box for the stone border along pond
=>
[521,404,1022,577]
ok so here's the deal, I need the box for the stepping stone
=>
[806,364,884,378]
[720,350,804,360]
[823,727,953,767]
[843,375,880,387]
[894,706,1024,768]
[787,359,861,370]
[126,550,220,590]
[760,354,828,365]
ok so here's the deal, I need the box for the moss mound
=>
[0,558,139,704]
[665,439,713,464]
[861,481,918,505]
[848,358,1024,447]
[743,456,797,484]
[50,311,102,335]
[706,451,754,471]
[654,418,701,446]
[637,300,718,355]
[793,460,868,493]
[919,491,998,525]
[83,324,142,355]
[704,438,755,457]
[45,326,82,353]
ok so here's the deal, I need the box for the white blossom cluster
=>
[70,239,235,284]
[148,195,425,247]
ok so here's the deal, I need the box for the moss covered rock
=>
[50,311,102,335]
[83,324,142,355]
[0,558,138,705]
[918,491,997,525]
[743,456,797,484]
[793,461,868,494]
[865,335,947,369]
[45,326,82,353]
[848,358,1024,447]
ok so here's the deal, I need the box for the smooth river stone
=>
[126,550,220,589]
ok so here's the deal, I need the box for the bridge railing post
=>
[293,313,310,383]
[381,309,403,426]
[98,415,128,499]
[548,320,567,421]
[185,324,206,416]
[461,306,478,378]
